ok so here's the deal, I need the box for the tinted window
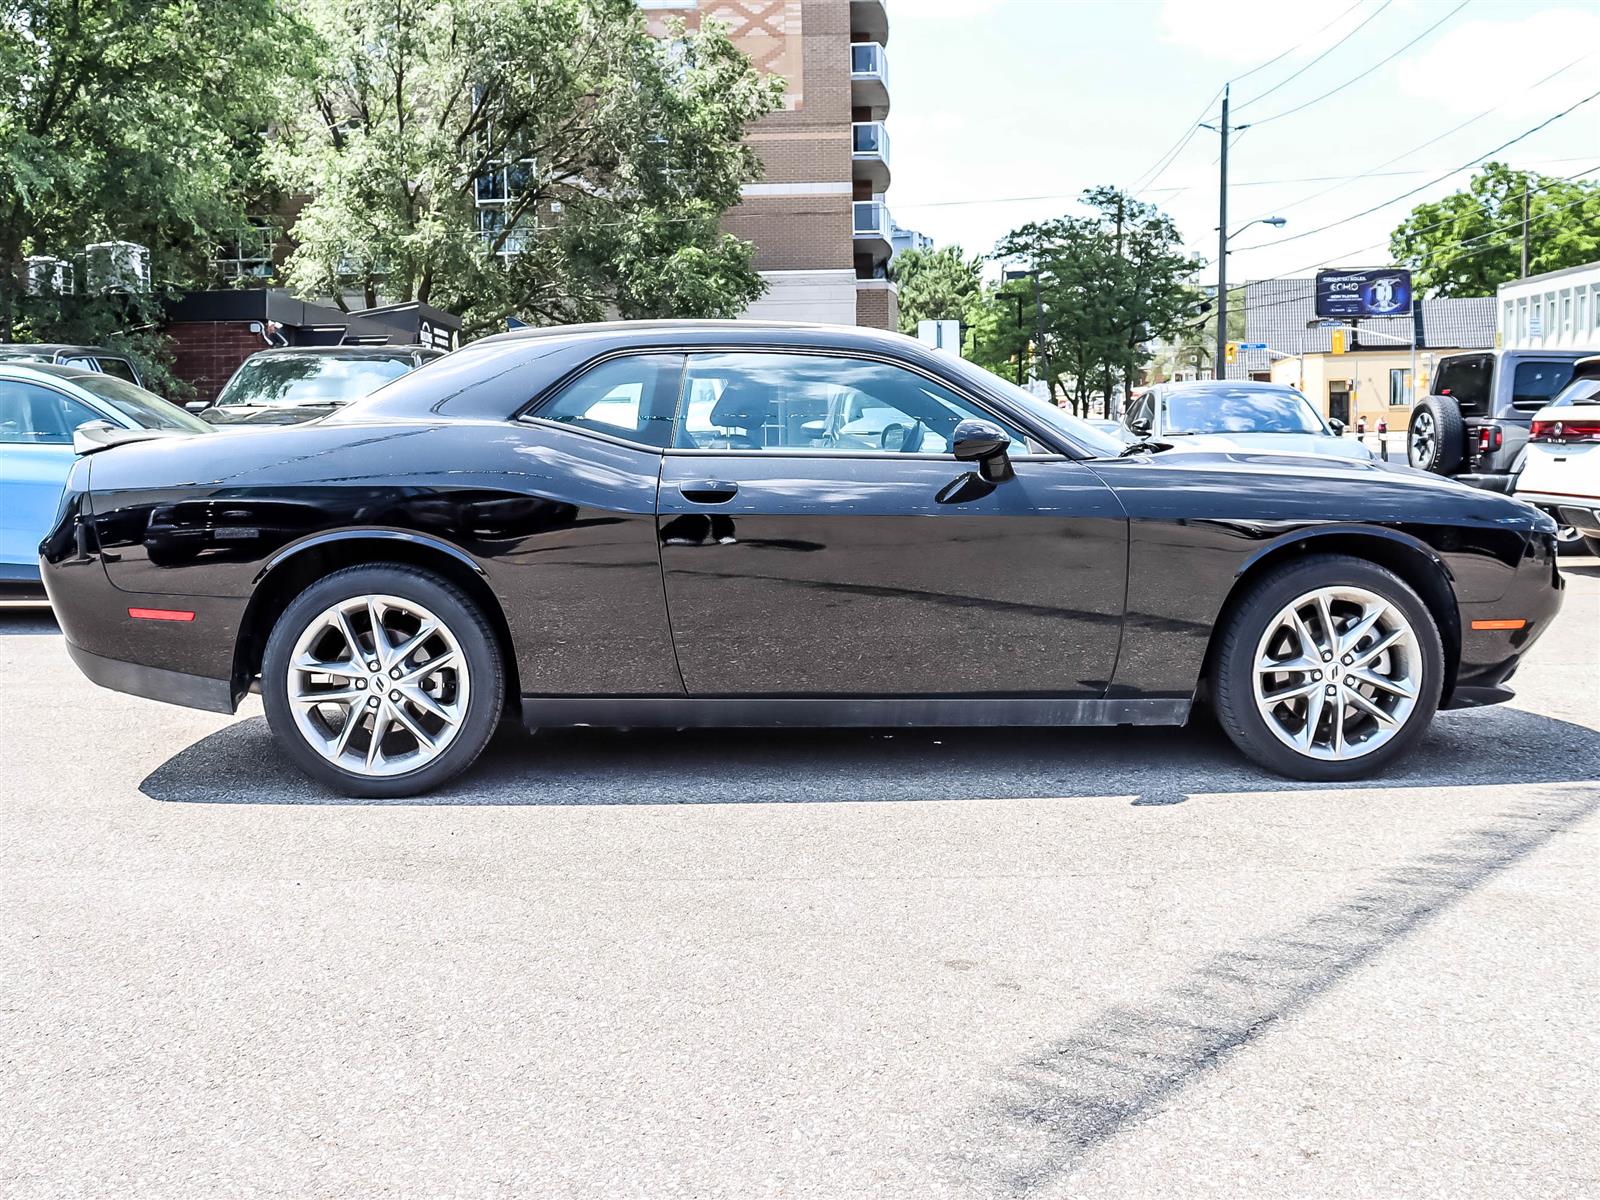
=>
[1434,356,1490,408]
[676,352,1029,454]
[72,374,211,433]
[0,381,103,444]
[1511,360,1576,407]
[532,354,682,448]
[215,354,413,407]
[1161,388,1325,436]
[96,358,139,384]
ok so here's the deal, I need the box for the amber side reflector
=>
[1470,619,1526,631]
[128,607,195,622]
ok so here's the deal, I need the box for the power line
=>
[1234,0,1394,112]
[1232,89,1600,253]
[1248,0,1472,127]
[1227,0,1370,87]
[1128,88,1221,197]
[1234,53,1592,225]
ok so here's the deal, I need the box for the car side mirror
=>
[185,400,209,413]
[1128,416,1152,437]
[1329,417,1346,435]
[952,418,1014,482]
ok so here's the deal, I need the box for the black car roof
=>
[0,343,130,356]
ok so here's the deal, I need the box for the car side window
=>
[97,358,140,384]
[674,352,1030,454]
[531,354,684,449]
[0,381,103,445]
[62,356,102,374]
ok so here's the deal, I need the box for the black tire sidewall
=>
[1410,397,1464,474]
[1214,555,1445,782]
[261,564,504,798]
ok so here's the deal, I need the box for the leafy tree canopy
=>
[993,187,1199,415]
[0,0,293,384]
[272,0,784,336]
[1389,161,1600,297]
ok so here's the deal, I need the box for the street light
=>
[1002,267,1050,396]
[1213,215,1287,379]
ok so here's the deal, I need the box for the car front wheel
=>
[1212,555,1444,781]
[261,564,504,798]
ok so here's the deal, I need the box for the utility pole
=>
[1214,83,1230,381]
[1521,179,1531,278]
[1031,271,1052,405]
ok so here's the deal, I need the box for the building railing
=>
[851,121,889,166]
[850,42,887,86]
[853,200,891,240]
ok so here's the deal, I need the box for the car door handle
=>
[678,480,739,504]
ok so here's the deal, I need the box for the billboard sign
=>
[1314,268,1412,318]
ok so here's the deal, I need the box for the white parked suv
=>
[1514,355,1600,556]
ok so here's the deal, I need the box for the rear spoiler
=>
[1572,355,1600,380]
[72,421,192,456]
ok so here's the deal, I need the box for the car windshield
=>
[1162,388,1326,436]
[73,375,212,432]
[215,354,412,407]
[942,358,1126,456]
[1548,377,1600,407]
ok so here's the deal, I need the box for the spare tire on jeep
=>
[1407,395,1464,474]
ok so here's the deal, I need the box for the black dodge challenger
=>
[42,322,1563,797]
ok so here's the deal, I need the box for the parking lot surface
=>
[3,564,1597,1199]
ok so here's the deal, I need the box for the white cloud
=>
[1397,9,1600,115]
[1158,0,1365,64]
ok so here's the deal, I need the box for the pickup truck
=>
[1406,348,1592,490]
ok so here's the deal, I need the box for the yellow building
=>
[1269,347,1445,432]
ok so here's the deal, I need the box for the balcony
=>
[850,42,889,119]
[850,0,888,46]
[853,199,892,266]
[851,121,890,192]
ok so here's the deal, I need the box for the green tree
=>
[994,188,1199,416]
[271,0,783,336]
[1390,162,1600,297]
[0,0,292,383]
[891,244,982,333]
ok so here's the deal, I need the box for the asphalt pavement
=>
[2,563,1597,1199]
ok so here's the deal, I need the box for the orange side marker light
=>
[1470,619,1526,631]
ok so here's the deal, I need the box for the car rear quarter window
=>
[1511,361,1577,412]
[530,354,684,448]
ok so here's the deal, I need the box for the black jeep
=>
[1406,349,1589,490]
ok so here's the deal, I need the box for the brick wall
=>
[166,321,266,403]
[855,283,897,331]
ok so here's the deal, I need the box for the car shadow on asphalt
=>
[139,704,1600,807]
[977,781,1600,1195]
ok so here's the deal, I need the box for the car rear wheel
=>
[1407,397,1464,474]
[1212,555,1444,781]
[261,564,504,798]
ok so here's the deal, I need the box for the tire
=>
[1586,536,1600,557]
[261,564,505,798]
[1211,554,1445,782]
[1556,524,1587,556]
[1407,396,1464,474]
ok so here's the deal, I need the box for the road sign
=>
[1238,342,1267,350]
[917,319,962,353]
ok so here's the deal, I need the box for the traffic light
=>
[1225,342,1237,365]
[1331,329,1346,355]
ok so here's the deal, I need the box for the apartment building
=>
[642,0,896,329]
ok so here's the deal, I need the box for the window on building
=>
[215,221,275,283]
[1389,368,1412,407]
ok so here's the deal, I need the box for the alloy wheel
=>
[1409,410,1435,466]
[1251,585,1421,761]
[286,594,469,778]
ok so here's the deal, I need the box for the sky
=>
[884,0,1600,285]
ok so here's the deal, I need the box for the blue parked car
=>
[1,361,210,592]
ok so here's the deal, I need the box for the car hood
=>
[198,403,339,428]
[1163,431,1373,459]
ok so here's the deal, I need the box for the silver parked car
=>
[1122,380,1374,461]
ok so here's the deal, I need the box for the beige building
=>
[642,0,896,329]
[1270,349,1440,433]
